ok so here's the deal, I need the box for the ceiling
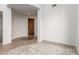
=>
[7,4,38,16]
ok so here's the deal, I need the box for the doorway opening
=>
[28,18,34,36]
[0,11,3,44]
[28,17,37,40]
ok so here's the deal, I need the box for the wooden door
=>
[28,18,34,36]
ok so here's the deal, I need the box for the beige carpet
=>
[1,41,78,55]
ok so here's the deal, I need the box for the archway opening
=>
[8,4,39,43]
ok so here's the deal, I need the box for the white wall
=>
[41,4,77,45]
[76,5,79,53]
[34,17,37,36]
[77,5,79,46]
[12,12,28,39]
[0,4,12,45]
[37,6,44,42]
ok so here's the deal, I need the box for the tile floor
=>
[0,37,37,53]
[0,37,78,55]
